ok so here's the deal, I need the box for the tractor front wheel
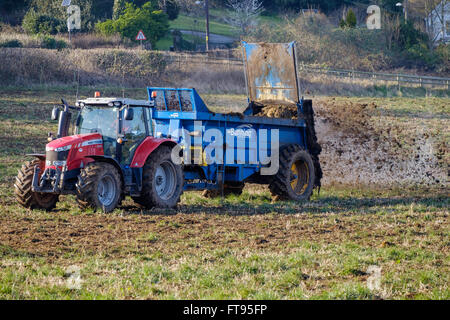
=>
[269,145,315,201]
[76,162,122,213]
[132,146,183,209]
[14,159,59,211]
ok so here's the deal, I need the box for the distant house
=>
[425,0,450,44]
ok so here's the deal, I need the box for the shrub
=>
[346,9,357,28]
[340,9,357,28]
[397,20,427,50]
[435,44,450,73]
[96,19,116,36]
[96,2,169,47]
[39,35,67,50]
[0,39,23,48]
[172,30,195,51]
[405,43,439,69]
[22,9,63,35]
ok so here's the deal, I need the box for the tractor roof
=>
[78,98,154,107]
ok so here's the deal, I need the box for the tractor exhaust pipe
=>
[51,99,72,138]
[57,107,71,138]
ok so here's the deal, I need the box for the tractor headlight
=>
[46,145,71,167]
[54,145,71,152]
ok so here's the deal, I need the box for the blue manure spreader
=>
[146,41,322,204]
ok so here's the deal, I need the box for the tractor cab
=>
[73,97,154,165]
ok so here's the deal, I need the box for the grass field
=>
[156,10,284,50]
[0,87,448,299]
[170,14,238,37]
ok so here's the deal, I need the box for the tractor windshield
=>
[77,106,118,137]
[76,106,119,157]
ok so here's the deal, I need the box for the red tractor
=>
[14,97,184,212]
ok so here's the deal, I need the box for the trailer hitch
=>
[32,166,62,193]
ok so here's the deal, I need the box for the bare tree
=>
[226,0,264,35]
[383,13,402,50]
[174,0,201,15]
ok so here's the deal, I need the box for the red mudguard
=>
[130,137,176,168]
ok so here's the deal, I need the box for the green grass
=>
[160,9,284,50]
[155,34,174,51]
[0,187,448,299]
[170,14,238,37]
[0,86,448,299]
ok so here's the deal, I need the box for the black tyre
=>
[269,145,315,201]
[202,182,245,198]
[76,162,122,213]
[14,159,59,211]
[132,146,183,209]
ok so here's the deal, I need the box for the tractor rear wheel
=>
[76,162,122,213]
[269,145,315,201]
[14,159,59,211]
[132,146,183,209]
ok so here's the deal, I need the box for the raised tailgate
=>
[242,41,300,105]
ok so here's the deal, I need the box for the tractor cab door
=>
[120,107,148,165]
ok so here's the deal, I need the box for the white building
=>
[425,0,450,44]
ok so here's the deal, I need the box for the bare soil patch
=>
[313,98,448,186]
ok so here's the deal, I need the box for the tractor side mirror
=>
[51,107,60,121]
[124,107,134,121]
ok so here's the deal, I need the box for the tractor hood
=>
[44,133,104,170]
[46,133,103,152]
[242,41,300,105]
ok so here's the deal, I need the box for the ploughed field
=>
[0,87,448,299]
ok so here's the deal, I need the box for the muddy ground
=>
[313,98,448,187]
[247,98,448,188]
[1,193,447,260]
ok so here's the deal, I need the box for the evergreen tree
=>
[345,8,357,28]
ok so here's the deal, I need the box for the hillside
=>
[1,1,448,73]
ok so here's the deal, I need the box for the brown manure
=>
[254,104,299,119]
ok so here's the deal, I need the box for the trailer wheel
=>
[269,145,315,201]
[76,162,122,213]
[14,159,59,211]
[202,182,245,198]
[132,146,183,209]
